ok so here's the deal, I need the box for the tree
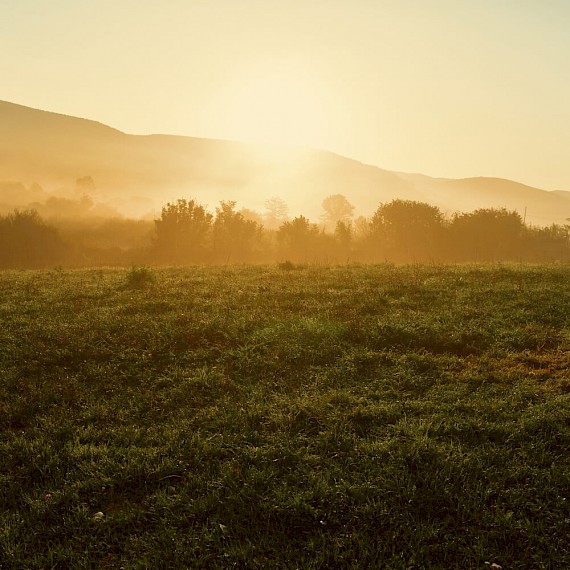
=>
[75,176,96,196]
[0,210,67,268]
[369,200,445,261]
[212,201,262,263]
[276,215,320,262]
[40,195,120,219]
[263,197,289,229]
[522,223,570,262]
[321,194,354,228]
[449,208,524,261]
[239,207,264,226]
[153,199,213,263]
[334,220,353,261]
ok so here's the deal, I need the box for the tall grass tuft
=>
[124,265,155,289]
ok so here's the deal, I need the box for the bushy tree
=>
[0,210,67,268]
[369,200,445,261]
[277,215,321,262]
[153,199,213,263]
[522,224,570,262]
[212,201,262,263]
[449,208,523,261]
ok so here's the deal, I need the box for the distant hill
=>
[1,100,569,225]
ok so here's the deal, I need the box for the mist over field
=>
[2,100,570,226]
[1,101,569,269]
[2,2,570,567]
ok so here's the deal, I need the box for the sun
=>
[220,61,330,149]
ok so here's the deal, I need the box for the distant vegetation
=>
[0,193,568,268]
[0,210,68,268]
[2,264,569,567]
[4,100,570,227]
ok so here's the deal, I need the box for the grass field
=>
[1,263,569,569]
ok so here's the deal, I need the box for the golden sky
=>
[2,0,570,190]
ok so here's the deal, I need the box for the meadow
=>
[1,263,569,569]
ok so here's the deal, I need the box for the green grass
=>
[1,263,569,569]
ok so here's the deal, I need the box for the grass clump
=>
[278,260,306,271]
[124,265,155,289]
[1,263,569,568]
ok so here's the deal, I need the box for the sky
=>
[2,0,570,191]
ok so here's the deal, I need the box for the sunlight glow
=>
[220,62,331,148]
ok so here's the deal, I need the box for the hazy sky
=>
[2,0,570,190]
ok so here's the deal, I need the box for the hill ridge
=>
[1,99,568,225]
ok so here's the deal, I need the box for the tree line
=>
[0,196,568,268]
[151,196,569,264]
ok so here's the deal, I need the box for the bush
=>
[125,265,155,289]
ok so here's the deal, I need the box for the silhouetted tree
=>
[321,194,354,228]
[522,224,570,261]
[0,210,66,268]
[334,220,353,261]
[369,200,445,261]
[449,208,523,261]
[277,215,321,262]
[153,199,213,263]
[212,201,263,263]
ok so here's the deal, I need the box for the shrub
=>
[125,265,155,289]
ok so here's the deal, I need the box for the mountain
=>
[1,99,569,225]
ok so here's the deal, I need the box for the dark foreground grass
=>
[1,263,569,569]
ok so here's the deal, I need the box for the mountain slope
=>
[1,100,569,224]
